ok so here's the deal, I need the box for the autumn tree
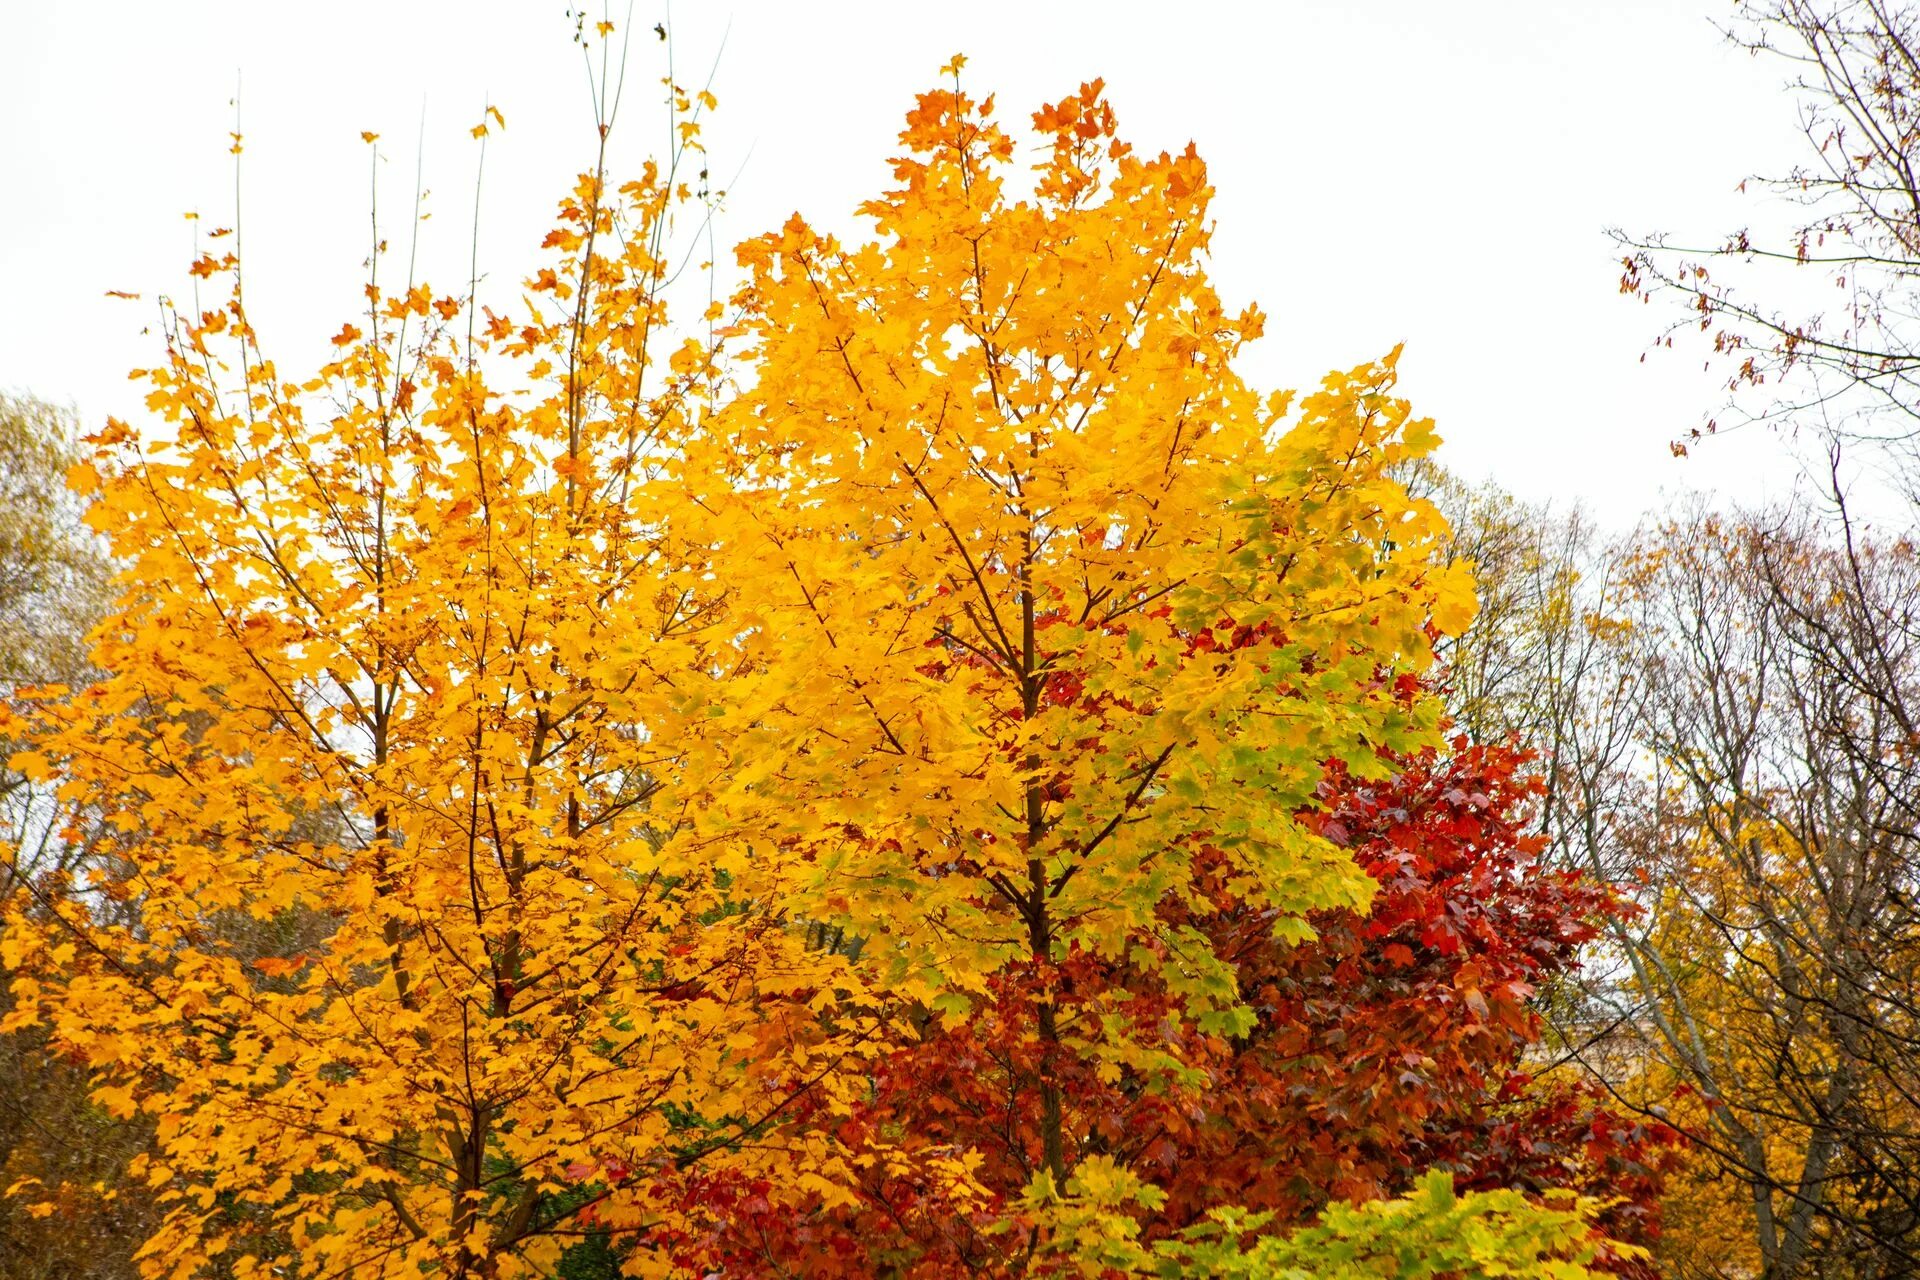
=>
[1606,5,1920,1274]
[1609,517,1920,1280]
[1468,502,1920,1280]
[0,34,871,1279]
[628,62,1643,1274]
[0,394,110,685]
[1409,473,1920,1280]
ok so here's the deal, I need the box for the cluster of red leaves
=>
[669,740,1679,1278]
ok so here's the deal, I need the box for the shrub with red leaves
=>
[673,740,1678,1278]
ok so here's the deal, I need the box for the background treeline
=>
[1439,474,1920,1279]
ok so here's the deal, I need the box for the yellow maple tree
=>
[667,63,1474,1213]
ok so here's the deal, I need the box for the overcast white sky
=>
[1,1,1824,523]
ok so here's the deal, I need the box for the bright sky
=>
[2,1,1821,524]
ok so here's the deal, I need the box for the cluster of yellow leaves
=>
[992,1160,1619,1278]
[676,74,1469,1060]
[1,61,1495,1280]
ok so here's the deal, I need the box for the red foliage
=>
[676,740,1678,1277]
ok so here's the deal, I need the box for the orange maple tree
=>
[1,57,869,1280]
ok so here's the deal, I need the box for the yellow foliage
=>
[671,72,1469,1042]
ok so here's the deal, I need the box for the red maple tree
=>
[665,737,1677,1278]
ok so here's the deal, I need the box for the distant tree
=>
[1490,505,1920,1280]
[1407,466,1614,766]
[0,392,149,1280]
[1619,516,1920,1280]
[1612,5,1920,1273]
[0,393,108,684]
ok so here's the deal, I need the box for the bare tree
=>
[1617,0,1920,476]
